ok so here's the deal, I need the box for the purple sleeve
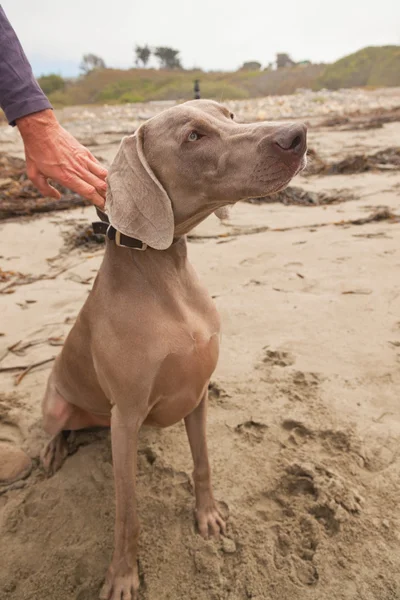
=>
[0,6,52,125]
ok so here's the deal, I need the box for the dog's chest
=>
[145,310,220,427]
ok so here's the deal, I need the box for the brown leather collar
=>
[92,209,147,251]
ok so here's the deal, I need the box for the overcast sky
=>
[3,0,400,77]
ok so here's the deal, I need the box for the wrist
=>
[16,109,58,139]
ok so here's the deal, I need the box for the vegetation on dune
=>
[40,65,324,106]
[317,46,400,89]
[33,45,400,108]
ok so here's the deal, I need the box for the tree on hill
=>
[276,53,296,68]
[154,47,182,69]
[135,45,151,67]
[240,61,261,71]
[79,54,106,75]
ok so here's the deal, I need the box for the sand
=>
[1,94,400,600]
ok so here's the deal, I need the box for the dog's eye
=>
[230,112,234,120]
[188,131,199,142]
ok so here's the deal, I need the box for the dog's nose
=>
[273,124,307,155]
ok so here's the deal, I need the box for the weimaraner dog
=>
[41,99,307,599]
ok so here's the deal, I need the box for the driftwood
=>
[0,356,55,385]
[14,357,56,386]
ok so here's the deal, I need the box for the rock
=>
[221,537,237,554]
[0,442,32,485]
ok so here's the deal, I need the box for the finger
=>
[216,515,227,535]
[76,166,107,197]
[71,180,105,208]
[87,158,108,179]
[209,519,220,539]
[122,583,132,600]
[99,579,112,599]
[33,173,61,199]
[197,515,209,539]
[85,148,106,166]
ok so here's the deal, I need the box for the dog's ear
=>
[105,127,174,250]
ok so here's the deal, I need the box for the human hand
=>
[16,109,107,208]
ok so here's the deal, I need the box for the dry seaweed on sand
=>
[246,186,354,207]
[0,153,90,220]
[305,148,327,175]
[305,147,400,177]
[62,222,106,252]
[346,207,400,226]
[327,147,400,175]
[0,268,23,283]
[319,106,400,130]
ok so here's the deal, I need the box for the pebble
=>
[222,537,237,554]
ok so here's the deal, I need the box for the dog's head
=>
[106,99,307,249]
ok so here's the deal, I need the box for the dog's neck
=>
[173,201,229,238]
[102,234,188,278]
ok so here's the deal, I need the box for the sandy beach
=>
[1,89,400,600]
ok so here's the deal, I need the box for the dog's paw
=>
[40,431,71,476]
[100,563,139,600]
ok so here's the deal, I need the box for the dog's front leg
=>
[100,406,141,600]
[185,390,226,539]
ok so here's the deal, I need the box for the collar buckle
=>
[114,230,147,251]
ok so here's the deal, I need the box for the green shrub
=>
[38,73,65,95]
[118,92,146,103]
[317,46,400,89]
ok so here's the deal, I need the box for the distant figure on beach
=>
[194,80,201,100]
[0,7,107,207]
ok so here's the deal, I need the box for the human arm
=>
[0,7,107,206]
